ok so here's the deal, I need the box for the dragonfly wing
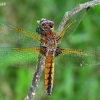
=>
[56,8,88,40]
[0,19,40,48]
[0,47,40,67]
[55,48,100,68]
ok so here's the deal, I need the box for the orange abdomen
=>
[44,53,54,95]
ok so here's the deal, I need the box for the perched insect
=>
[0,7,100,96]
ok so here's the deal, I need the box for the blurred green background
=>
[0,0,100,100]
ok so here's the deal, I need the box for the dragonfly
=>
[0,7,100,96]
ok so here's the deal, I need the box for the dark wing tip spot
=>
[86,6,90,11]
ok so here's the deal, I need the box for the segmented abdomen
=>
[44,53,54,95]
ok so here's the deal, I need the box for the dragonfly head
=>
[41,18,54,30]
[36,18,54,36]
[37,18,54,31]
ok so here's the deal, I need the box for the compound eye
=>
[41,21,47,29]
[49,24,53,28]
[49,21,54,28]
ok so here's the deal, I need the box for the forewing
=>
[57,8,88,40]
[0,19,40,48]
